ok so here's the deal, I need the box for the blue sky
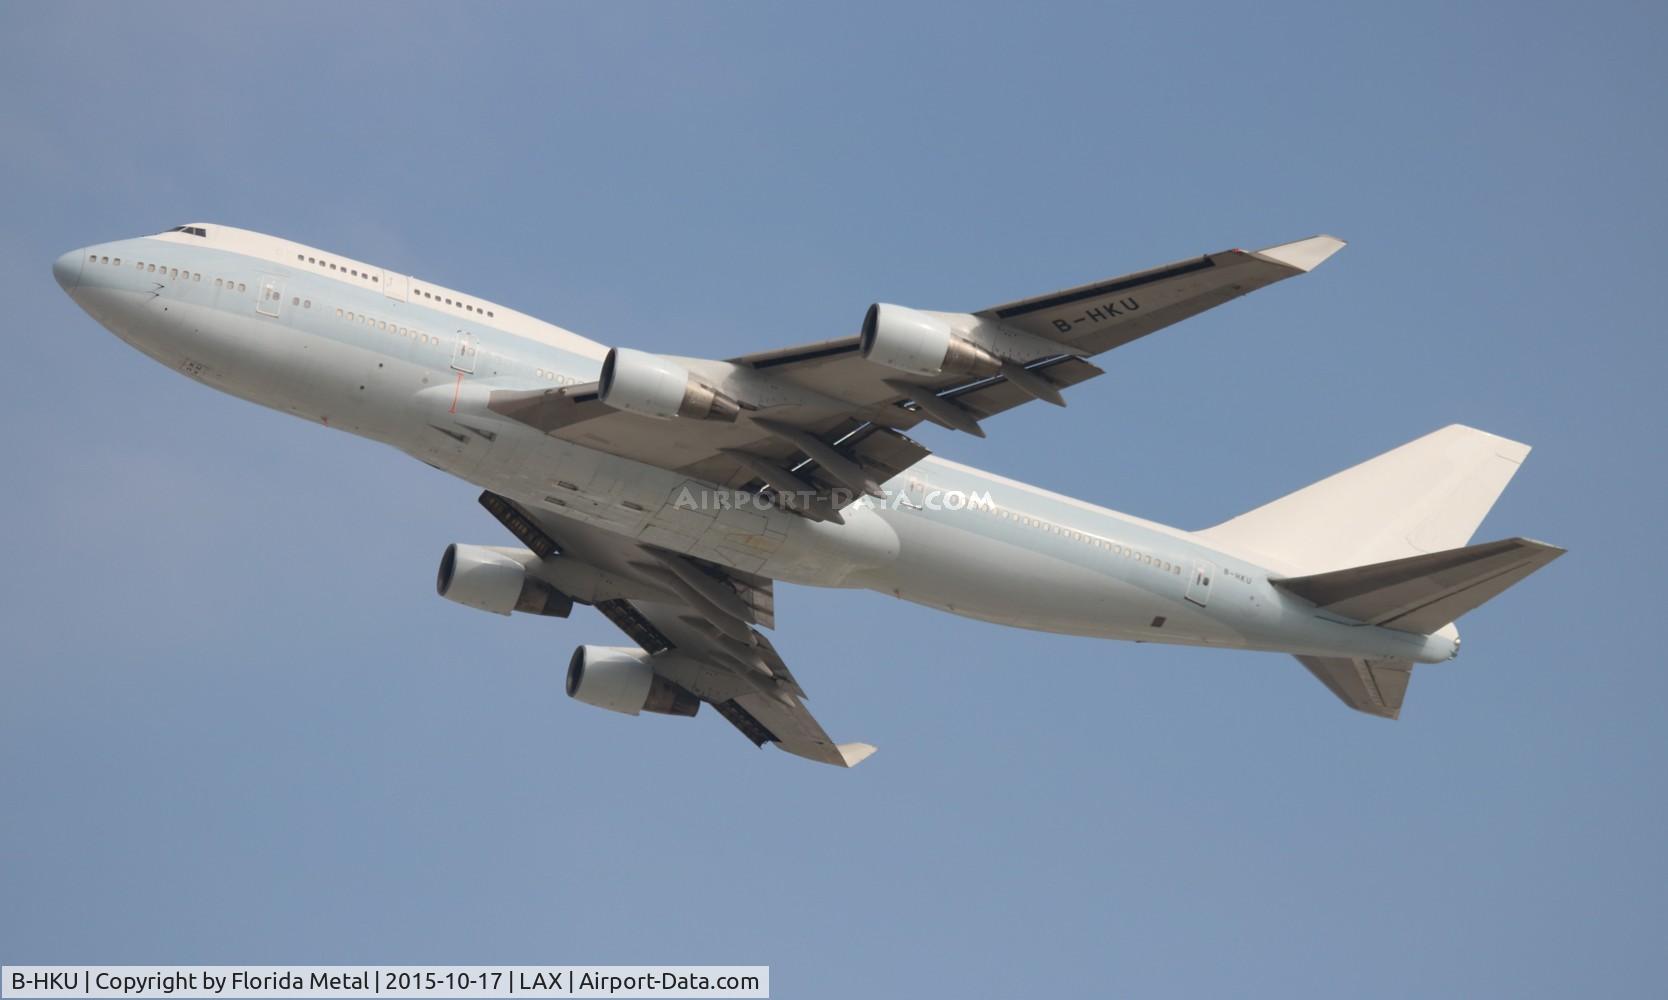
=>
[2,3,1663,996]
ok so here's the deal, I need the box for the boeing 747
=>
[53,226,1562,766]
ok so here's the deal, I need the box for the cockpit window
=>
[167,225,208,237]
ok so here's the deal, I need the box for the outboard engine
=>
[566,645,701,717]
[435,543,572,617]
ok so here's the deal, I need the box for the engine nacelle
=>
[598,347,740,421]
[860,303,1002,378]
[566,645,701,717]
[436,544,573,617]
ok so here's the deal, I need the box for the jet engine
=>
[598,347,740,421]
[566,645,701,717]
[860,303,1002,378]
[435,543,573,617]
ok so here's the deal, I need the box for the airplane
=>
[52,225,1563,767]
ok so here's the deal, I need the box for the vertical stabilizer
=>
[1198,425,1531,574]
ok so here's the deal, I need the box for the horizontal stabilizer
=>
[1295,655,1415,719]
[1274,537,1565,634]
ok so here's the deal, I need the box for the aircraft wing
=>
[607,601,876,768]
[726,235,1346,422]
[486,236,1341,521]
[488,380,928,523]
[479,492,875,767]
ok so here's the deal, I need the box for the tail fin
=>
[1203,426,1561,720]
[1273,537,1565,635]
[1198,424,1532,574]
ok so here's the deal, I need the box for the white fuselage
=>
[54,225,1458,665]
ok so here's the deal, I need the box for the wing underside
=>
[486,236,1344,527]
[479,491,874,767]
[728,235,1345,415]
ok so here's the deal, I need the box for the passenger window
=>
[238,283,245,292]
[148,264,155,272]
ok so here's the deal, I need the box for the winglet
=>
[837,742,878,767]
[1251,235,1347,273]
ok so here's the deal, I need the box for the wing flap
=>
[939,355,1105,420]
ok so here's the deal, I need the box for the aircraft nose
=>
[53,249,84,292]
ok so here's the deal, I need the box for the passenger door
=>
[451,330,478,374]
[256,275,284,318]
[1186,560,1215,608]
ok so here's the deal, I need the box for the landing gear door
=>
[1186,560,1215,608]
[451,330,477,374]
[256,275,283,318]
